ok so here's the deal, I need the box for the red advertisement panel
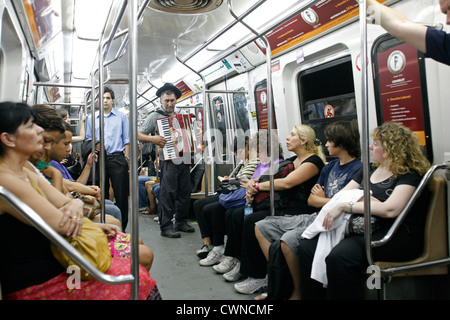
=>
[377,43,426,144]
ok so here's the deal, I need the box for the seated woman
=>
[0,102,159,299]
[196,134,260,262]
[297,122,430,299]
[230,125,326,294]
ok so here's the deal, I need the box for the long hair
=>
[0,102,35,156]
[294,124,326,163]
[371,122,430,176]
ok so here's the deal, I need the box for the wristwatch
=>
[125,156,130,161]
[349,201,354,214]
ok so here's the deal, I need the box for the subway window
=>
[298,56,357,159]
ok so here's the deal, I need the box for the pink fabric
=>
[6,257,155,300]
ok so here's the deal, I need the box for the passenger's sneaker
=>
[199,248,223,266]
[223,261,242,282]
[213,256,238,274]
[196,244,213,259]
[234,275,268,294]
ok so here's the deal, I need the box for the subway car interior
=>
[1,0,450,301]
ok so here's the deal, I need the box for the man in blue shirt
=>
[367,0,450,66]
[86,87,130,230]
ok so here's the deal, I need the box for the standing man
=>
[86,87,130,230]
[367,0,450,66]
[138,83,195,238]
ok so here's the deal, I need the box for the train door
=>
[297,56,357,160]
[0,5,31,102]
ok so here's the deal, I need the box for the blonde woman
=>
[298,122,430,299]
[232,126,326,294]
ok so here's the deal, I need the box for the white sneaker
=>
[234,275,268,294]
[223,261,242,282]
[196,244,213,259]
[213,256,238,274]
[199,248,223,266]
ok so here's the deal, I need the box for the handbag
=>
[71,192,101,219]
[51,218,112,280]
[345,214,382,236]
[218,188,247,209]
[216,179,241,194]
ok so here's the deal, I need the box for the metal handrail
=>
[365,162,450,277]
[371,163,449,248]
[0,186,134,285]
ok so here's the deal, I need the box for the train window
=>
[297,56,356,159]
[372,34,433,162]
[232,88,250,132]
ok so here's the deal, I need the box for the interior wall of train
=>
[2,0,450,300]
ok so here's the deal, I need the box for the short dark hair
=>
[104,87,115,100]
[32,104,65,134]
[324,120,361,158]
[0,102,35,156]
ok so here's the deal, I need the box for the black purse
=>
[216,179,241,194]
[345,214,382,236]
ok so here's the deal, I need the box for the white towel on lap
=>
[302,189,364,286]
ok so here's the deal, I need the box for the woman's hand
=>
[322,203,345,230]
[59,199,84,237]
[97,223,117,238]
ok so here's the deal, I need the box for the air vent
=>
[148,0,223,14]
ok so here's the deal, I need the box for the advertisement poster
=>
[376,42,426,145]
[256,0,389,57]
[255,80,276,130]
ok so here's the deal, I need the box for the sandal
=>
[141,207,157,215]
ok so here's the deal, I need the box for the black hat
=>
[156,83,182,99]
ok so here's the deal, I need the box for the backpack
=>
[252,158,295,211]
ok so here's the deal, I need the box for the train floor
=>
[135,212,260,301]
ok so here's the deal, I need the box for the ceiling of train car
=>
[57,0,310,112]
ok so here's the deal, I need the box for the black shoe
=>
[161,228,181,238]
[175,222,195,233]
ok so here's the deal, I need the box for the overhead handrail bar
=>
[194,0,321,75]
[180,0,267,65]
[0,186,134,285]
[227,0,275,216]
[33,82,92,89]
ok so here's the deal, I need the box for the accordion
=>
[156,113,202,160]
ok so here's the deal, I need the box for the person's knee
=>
[139,245,154,271]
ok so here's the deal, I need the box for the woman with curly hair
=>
[297,122,431,299]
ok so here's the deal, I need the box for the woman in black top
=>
[298,122,431,299]
[230,125,326,294]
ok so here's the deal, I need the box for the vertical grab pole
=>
[174,43,210,197]
[360,0,374,266]
[98,45,106,224]
[128,0,140,300]
[227,0,275,216]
